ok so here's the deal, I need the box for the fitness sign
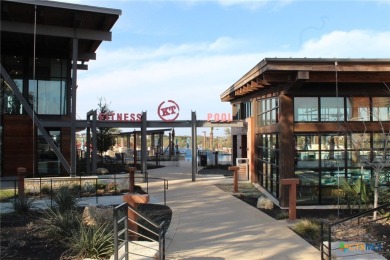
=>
[157,100,180,122]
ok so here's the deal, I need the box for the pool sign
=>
[158,100,180,121]
[207,113,232,122]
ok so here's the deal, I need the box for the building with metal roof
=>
[221,58,390,206]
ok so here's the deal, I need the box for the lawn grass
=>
[0,189,17,202]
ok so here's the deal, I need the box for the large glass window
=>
[372,97,390,121]
[37,129,61,176]
[320,97,344,121]
[29,79,67,115]
[257,96,279,126]
[295,96,389,122]
[294,97,318,121]
[346,133,371,167]
[373,133,390,165]
[346,97,370,121]
[295,134,319,169]
[2,78,23,115]
[257,134,279,197]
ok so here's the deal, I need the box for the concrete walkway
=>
[146,161,320,260]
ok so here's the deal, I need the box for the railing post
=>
[113,207,119,260]
[328,225,331,259]
[320,222,324,260]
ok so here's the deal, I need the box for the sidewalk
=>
[146,161,320,260]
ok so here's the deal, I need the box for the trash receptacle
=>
[200,154,207,166]
[199,152,207,166]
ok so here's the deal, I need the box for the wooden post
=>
[228,166,240,193]
[17,167,26,199]
[128,167,136,193]
[280,178,300,220]
[123,193,150,241]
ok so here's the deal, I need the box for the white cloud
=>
[298,30,390,58]
[77,30,390,125]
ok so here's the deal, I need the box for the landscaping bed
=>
[0,191,171,260]
[215,182,390,258]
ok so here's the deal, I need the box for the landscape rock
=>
[82,205,113,226]
[97,168,109,175]
[257,196,274,210]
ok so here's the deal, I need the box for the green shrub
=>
[66,222,114,259]
[275,210,289,220]
[292,218,321,243]
[43,207,81,240]
[9,196,36,215]
[52,186,80,213]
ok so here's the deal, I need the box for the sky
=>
[59,0,390,136]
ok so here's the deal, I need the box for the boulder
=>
[257,196,274,210]
[82,205,113,226]
[96,168,109,175]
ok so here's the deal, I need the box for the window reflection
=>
[372,97,390,121]
[29,79,67,115]
[294,97,318,121]
[37,130,61,175]
[347,97,369,121]
[294,96,389,122]
[320,97,344,121]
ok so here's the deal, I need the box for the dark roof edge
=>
[5,0,122,16]
[220,58,390,100]
[263,57,390,63]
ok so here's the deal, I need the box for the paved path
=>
[146,161,320,260]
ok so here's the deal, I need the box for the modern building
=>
[221,58,390,206]
[1,0,121,177]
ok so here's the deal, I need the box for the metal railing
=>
[113,202,166,260]
[0,173,168,206]
[321,202,390,260]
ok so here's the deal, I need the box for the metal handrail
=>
[1,174,169,205]
[113,202,166,260]
[321,202,390,260]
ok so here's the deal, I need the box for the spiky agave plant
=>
[66,222,114,259]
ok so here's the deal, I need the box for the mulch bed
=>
[0,203,172,260]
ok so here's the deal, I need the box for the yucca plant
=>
[52,186,80,214]
[66,222,114,259]
[42,207,81,241]
[9,196,36,215]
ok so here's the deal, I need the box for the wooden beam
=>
[308,72,390,83]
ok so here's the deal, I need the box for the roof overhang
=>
[220,58,390,102]
[1,0,121,66]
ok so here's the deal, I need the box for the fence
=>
[321,202,390,260]
[113,202,166,260]
[0,173,168,206]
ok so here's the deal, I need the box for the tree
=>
[96,98,120,157]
